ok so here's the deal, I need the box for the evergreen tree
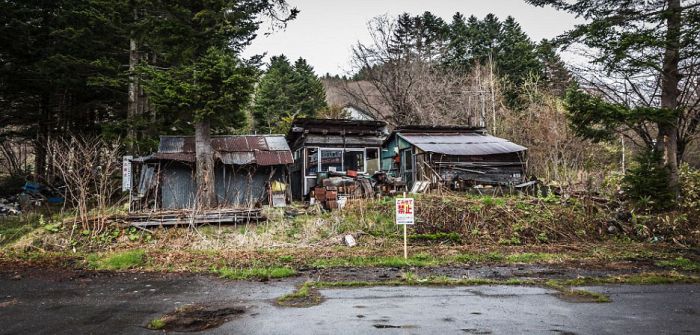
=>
[252,55,297,133]
[253,55,326,134]
[497,16,543,109]
[292,58,327,117]
[528,0,700,196]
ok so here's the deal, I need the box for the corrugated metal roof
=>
[159,136,194,153]
[399,133,527,156]
[255,151,294,166]
[212,136,268,151]
[156,135,292,165]
[217,152,256,165]
[265,136,290,151]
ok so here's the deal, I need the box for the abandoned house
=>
[381,126,527,191]
[286,118,387,199]
[129,135,293,211]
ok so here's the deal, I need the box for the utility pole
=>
[489,52,496,135]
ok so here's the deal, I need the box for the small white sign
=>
[395,198,415,225]
[122,156,133,192]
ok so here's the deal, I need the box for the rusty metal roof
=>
[398,133,527,156]
[157,135,291,165]
[254,151,294,166]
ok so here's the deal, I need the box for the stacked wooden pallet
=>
[128,208,265,227]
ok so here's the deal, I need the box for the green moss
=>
[147,318,166,330]
[88,249,146,270]
[214,266,296,280]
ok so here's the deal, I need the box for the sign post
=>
[122,156,133,192]
[395,194,414,259]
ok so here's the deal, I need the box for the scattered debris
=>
[343,234,357,247]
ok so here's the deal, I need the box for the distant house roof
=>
[153,135,293,165]
[389,127,527,156]
[322,79,392,122]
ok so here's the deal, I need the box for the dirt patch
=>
[147,304,245,332]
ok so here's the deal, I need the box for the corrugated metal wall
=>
[160,163,195,209]
[215,164,285,207]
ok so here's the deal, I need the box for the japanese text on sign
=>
[395,198,414,225]
[122,156,133,192]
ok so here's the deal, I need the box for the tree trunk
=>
[659,0,681,196]
[35,94,51,181]
[195,117,217,208]
[127,7,139,153]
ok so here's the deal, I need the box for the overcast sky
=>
[241,0,583,75]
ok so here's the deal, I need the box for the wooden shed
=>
[381,126,527,191]
[286,118,387,199]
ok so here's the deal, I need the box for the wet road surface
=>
[0,271,698,334]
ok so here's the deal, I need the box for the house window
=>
[320,149,343,172]
[306,147,319,175]
[344,150,364,172]
[366,148,379,174]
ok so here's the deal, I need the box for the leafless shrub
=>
[47,135,123,234]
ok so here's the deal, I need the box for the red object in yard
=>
[347,170,358,177]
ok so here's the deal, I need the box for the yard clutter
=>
[0,198,20,216]
[310,170,377,210]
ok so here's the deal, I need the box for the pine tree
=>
[253,55,326,134]
[252,55,297,133]
[528,0,700,196]
[292,58,327,118]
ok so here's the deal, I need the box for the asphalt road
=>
[0,271,698,335]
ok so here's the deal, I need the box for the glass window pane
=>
[366,148,379,174]
[306,148,318,175]
[403,149,412,170]
[344,150,364,172]
[320,149,342,172]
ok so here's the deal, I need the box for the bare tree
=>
[344,16,492,127]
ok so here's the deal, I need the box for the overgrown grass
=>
[655,257,700,271]
[0,215,44,246]
[87,249,146,270]
[213,266,296,280]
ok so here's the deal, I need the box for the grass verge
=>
[87,249,146,270]
[276,271,700,308]
[655,257,700,271]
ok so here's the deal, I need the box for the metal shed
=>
[382,126,527,190]
[130,135,292,211]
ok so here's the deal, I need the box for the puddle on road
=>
[147,304,245,332]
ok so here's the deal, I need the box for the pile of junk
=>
[0,181,65,216]
[309,170,407,210]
